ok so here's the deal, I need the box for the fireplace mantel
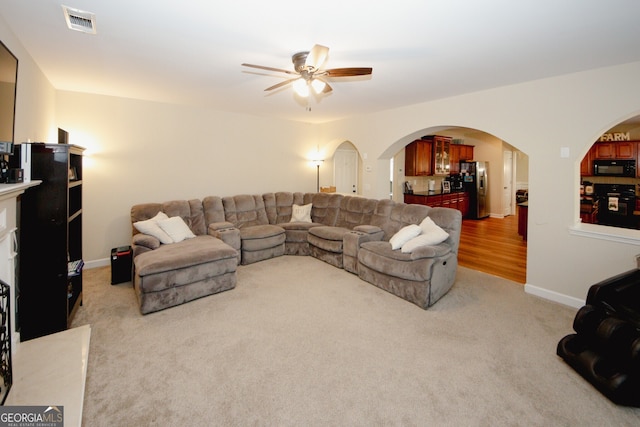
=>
[0,181,42,201]
[0,180,41,350]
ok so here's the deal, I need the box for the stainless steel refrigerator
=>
[460,161,489,219]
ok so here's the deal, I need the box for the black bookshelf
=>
[10,143,84,341]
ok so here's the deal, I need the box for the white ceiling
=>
[2,0,640,124]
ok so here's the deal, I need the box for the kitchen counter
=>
[407,188,466,196]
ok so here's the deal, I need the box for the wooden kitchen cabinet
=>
[403,194,424,205]
[426,194,443,207]
[428,135,453,175]
[458,144,474,161]
[617,142,636,158]
[580,203,599,224]
[450,144,474,174]
[580,148,593,176]
[517,203,528,240]
[593,142,635,159]
[593,143,613,159]
[581,140,640,176]
[406,137,472,177]
[405,139,432,176]
[441,193,453,209]
[404,193,442,207]
[458,192,470,217]
[404,192,470,218]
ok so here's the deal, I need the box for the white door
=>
[334,149,358,194]
[503,150,514,216]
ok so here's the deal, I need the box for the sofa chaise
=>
[130,192,462,314]
[130,200,238,314]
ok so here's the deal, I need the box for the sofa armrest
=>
[353,224,383,235]
[133,233,160,250]
[343,228,384,258]
[131,234,160,259]
[409,243,451,260]
[209,221,235,231]
[208,223,241,252]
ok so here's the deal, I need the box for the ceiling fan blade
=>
[305,44,329,70]
[325,67,373,77]
[241,63,297,75]
[264,77,300,91]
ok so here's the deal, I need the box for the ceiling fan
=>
[241,44,372,97]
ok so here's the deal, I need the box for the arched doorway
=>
[579,115,640,231]
[320,141,362,195]
[390,126,529,283]
[333,142,359,194]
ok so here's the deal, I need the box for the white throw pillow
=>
[290,203,312,223]
[389,224,422,250]
[401,217,449,253]
[419,216,445,235]
[133,211,173,244]
[157,216,196,243]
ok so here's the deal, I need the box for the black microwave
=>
[593,159,636,177]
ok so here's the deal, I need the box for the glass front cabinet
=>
[426,135,452,175]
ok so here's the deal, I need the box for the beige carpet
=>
[72,256,640,426]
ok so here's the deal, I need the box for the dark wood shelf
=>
[10,143,84,341]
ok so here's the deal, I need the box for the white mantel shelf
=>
[0,181,42,200]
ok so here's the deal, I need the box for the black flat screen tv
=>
[0,40,18,155]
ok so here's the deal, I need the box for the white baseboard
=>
[85,258,110,269]
[524,283,584,309]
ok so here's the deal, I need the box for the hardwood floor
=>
[458,215,527,284]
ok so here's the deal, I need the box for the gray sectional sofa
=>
[130,192,462,314]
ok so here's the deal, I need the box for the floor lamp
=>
[313,159,324,192]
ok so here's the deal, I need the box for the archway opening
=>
[319,140,363,195]
[579,115,640,231]
[387,125,529,284]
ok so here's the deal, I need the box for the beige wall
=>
[318,61,640,306]
[0,18,55,144]
[5,14,640,306]
[54,91,319,263]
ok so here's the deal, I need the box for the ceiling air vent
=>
[62,5,96,34]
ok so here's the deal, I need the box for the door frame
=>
[333,148,359,194]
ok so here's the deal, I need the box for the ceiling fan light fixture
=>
[311,79,326,95]
[241,44,372,97]
[292,79,309,97]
